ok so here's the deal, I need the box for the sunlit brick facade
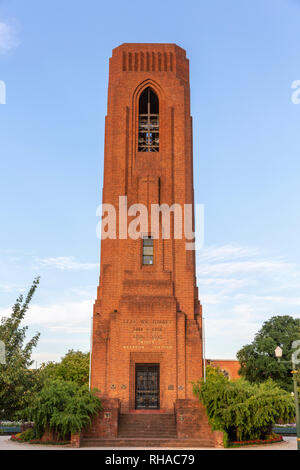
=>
[81,44,222,447]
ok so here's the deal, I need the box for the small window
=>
[142,236,154,265]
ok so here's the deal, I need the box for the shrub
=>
[19,428,35,441]
[25,379,102,440]
[39,350,90,386]
[193,366,294,444]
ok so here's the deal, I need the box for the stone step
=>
[119,421,176,425]
[118,429,177,434]
[118,421,176,426]
[118,432,177,439]
[118,427,176,432]
[118,429,177,433]
[118,414,176,423]
[119,414,175,420]
[118,413,176,439]
[81,438,215,448]
[118,428,177,432]
[119,422,176,425]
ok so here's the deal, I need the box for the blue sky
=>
[0,0,300,364]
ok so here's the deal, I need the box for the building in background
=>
[206,359,241,380]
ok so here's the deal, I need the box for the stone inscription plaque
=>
[121,318,174,350]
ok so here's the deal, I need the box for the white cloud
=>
[30,351,66,366]
[35,256,98,271]
[199,277,250,288]
[68,286,96,298]
[197,243,300,357]
[200,293,222,305]
[0,283,17,292]
[1,243,299,362]
[47,326,90,334]
[197,259,291,277]
[204,315,261,357]
[25,299,93,327]
[0,22,19,55]
[197,244,260,262]
[39,337,85,345]
[0,299,93,331]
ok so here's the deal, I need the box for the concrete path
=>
[0,436,297,450]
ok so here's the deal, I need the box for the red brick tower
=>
[83,44,222,447]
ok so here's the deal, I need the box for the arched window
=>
[138,87,159,152]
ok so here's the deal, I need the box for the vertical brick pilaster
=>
[70,432,82,448]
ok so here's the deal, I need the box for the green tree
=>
[39,350,90,385]
[0,278,40,420]
[193,366,294,445]
[237,315,300,391]
[26,379,102,439]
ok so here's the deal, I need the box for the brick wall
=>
[206,359,241,380]
[82,398,120,439]
[90,43,204,413]
[175,399,224,447]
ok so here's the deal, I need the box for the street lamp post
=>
[291,352,300,451]
[275,346,300,450]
